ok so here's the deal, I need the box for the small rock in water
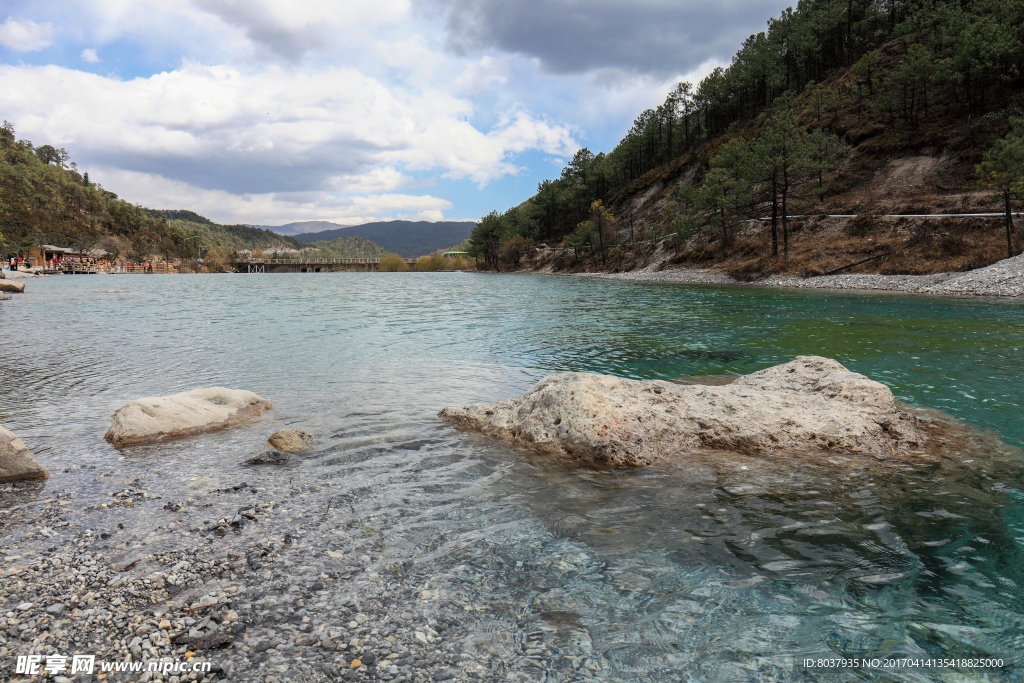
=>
[266,429,316,453]
[0,279,25,293]
[245,449,292,465]
[0,425,49,483]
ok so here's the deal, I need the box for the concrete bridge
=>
[235,257,417,273]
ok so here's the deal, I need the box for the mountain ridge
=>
[261,220,476,258]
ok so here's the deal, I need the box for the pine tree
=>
[977,117,1024,258]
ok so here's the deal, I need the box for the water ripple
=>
[2,273,1024,679]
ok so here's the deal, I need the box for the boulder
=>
[0,280,25,293]
[0,426,48,483]
[266,429,315,453]
[439,356,924,468]
[105,388,273,448]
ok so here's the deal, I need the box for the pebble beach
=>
[1,470,585,683]
[584,252,1024,298]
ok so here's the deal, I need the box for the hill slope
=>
[282,220,476,258]
[0,122,300,264]
[149,211,302,252]
[303,235,390,259]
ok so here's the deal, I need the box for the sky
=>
[0,0,792,231]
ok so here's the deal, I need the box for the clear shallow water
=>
[3,272,1024,680]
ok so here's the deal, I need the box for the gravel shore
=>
[1,468,601,682]
[583,252,1024,297]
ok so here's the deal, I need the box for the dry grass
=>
[691,214,1016,278]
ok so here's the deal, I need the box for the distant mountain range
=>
[260,220,476,258]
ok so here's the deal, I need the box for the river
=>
[2,272,1023,681]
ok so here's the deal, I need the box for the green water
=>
[2,272,1023,680]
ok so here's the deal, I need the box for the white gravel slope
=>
[584,252,1024,297]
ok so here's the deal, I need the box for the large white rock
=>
[0,280,25,293]
[439,356,924,467]
[105,388,273,448]
[0,426,48,483]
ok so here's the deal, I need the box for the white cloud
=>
[324,167,413,194]
[190,0,413,62]
[0,0,757,224]
[1,62,576,192]
[1,57,576,222]
[451,56,508,95]
[91,166,453,226]
[0,17,54,51]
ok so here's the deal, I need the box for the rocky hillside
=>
[473,0,1024,278]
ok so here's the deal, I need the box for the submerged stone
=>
[245,449,292,465]
[439,356,925,467]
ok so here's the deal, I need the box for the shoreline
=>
[571,252,1024,298]
[8,259,1023,299]
[0,468,509,683]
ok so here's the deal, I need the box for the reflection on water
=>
[2,272,1024,679]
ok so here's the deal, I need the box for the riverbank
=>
[1,268,44,278]
[580,251,1024,297]
[0,469,531,683]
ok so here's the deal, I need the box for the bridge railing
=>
[240,257,417,264]
[242,258,380,264]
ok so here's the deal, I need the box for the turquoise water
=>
[3,272,1024,680]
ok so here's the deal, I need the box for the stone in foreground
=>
[266,429,315,453]
[0,280,25,293]
[0,425,48,483]
[439,356,924,467]
[105,388,273,448]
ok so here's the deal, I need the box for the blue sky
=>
[0,1,791,231]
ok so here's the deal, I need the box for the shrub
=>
[444,255,474,271]
[845,215,877,237]
[203,248,230,272]
[499,235,534,268]
[378,253,409,272]
[414,253,446,271]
